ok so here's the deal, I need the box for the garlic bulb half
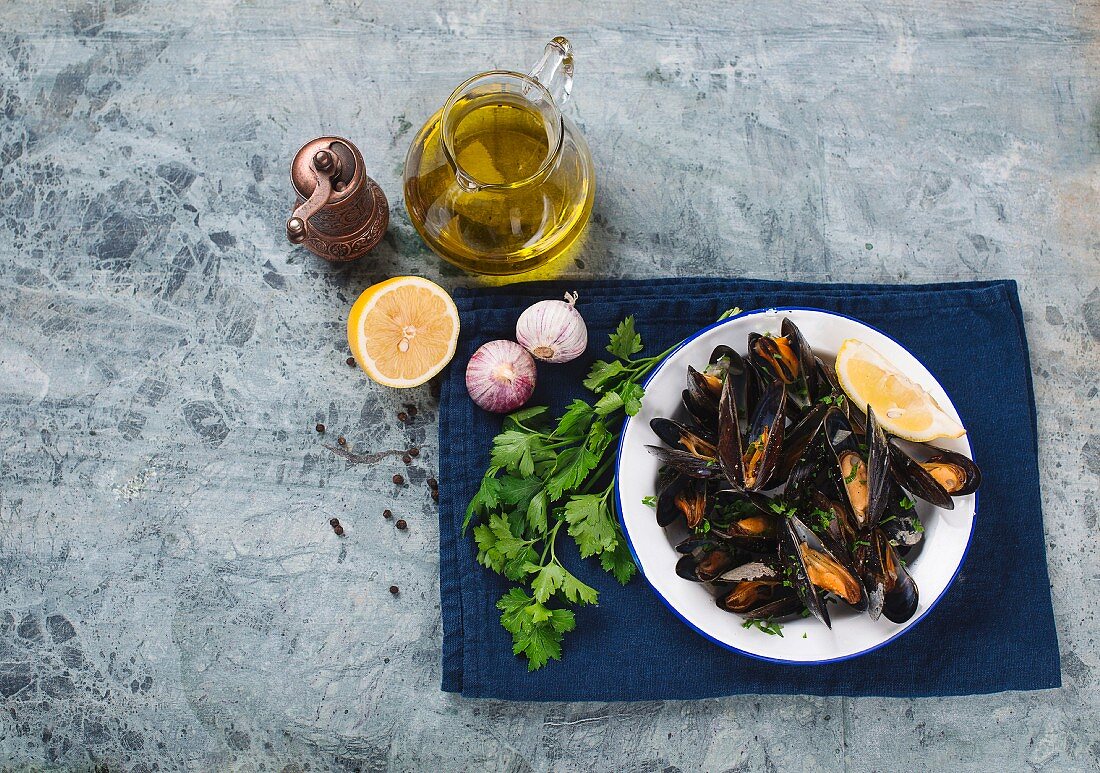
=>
[515,292,588,363]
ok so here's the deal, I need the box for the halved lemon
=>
[835,338,965,442]
[347,276,460,388]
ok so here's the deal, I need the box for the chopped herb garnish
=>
[810,506,834,533]
[802,632,808,639]
[852,539,871,549]
[898,496,915,510]
[844,461,861,484]
[742,618,784,637]
[912,515,924,534]
[641,495,657,508]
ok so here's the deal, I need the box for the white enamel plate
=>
[614,308,977,664]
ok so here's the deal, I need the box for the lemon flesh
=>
[835,339,965,442]
[347,276,460,388]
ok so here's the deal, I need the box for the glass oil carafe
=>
[403,37,595,275]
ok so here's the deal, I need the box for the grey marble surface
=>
[0,1,1098,770]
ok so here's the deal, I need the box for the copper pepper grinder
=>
[285,136,389,262]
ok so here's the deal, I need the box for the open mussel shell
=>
[675,543,741,583]
[863,528,919,623]
[717,579,801,617]
[687,364,723,402]
[709,493,780,552]
[887,440,953,510]
[649,418,717,458]
[718,379,787,493]
[646,445,722,480]
[654,472,711,528]
[924,449,981,496]
[770,401,831,486]
[823,407,890,531]
[784,514,868,628]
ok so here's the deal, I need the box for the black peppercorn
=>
[392,474,404,485]
[402,454,412,464]
[395,519,408,530]
[383,509,393,519]
[397,411,408,423]
[315,423,325,433]
[408,447,420,458]
[427,478,438,489]
[389,585,399,595]
[346,356,355,366]
[329,518,344,536]
[338,436,346,446]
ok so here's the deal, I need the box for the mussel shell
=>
[742,383,788,491]
[655,469,687,527]
[714,559,778,584]
[782,416,831,508]
[824,407,890,530]
[779,517,830,627]
[646,445,723,479]
[748,332,799,384]
[688,364,723,402]
[710,508,780,553]
[786,514,868,627]
[770,401,831,485]
[675,545,739,583]
[675,534,724,555]
[880,530,919,623]
[863,406,892,530]
[924,449,981,496]
[887,440,955,510]
[861,528,920,623]
[682,388,716,427]
[649,418,717,457]
[717,579,800,616]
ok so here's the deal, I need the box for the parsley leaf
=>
[606,316,643,359]
[641,495,657,508]
[599,539,638,585]
[560,569,599,605]
[553,399,595,439]
[563,493,617,558]
[532,562,566,603]
[582,358,627,393]
[618,381,645,416]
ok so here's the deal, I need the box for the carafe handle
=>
[528,36,574,106]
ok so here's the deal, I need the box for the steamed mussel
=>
[644,316,982,632]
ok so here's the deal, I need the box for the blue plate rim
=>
[612,305,979,666]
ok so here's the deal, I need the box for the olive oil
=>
[404,92,594,275]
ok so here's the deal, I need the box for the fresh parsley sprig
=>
[464,316,681,671]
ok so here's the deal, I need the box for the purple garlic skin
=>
[515,293,588,364]
[466,339,537,413]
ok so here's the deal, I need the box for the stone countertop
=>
[0,1,1097,770]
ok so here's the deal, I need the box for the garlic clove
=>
[515,292,588,364]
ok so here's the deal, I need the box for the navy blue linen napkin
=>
[438,278,1060,700]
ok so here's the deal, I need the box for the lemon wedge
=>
[347,276,460,388]
[834,338,965,442]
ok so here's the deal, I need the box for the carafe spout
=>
[527,36,574,106]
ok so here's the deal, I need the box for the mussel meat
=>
[824,407,890,530]
[783,515,867,628]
